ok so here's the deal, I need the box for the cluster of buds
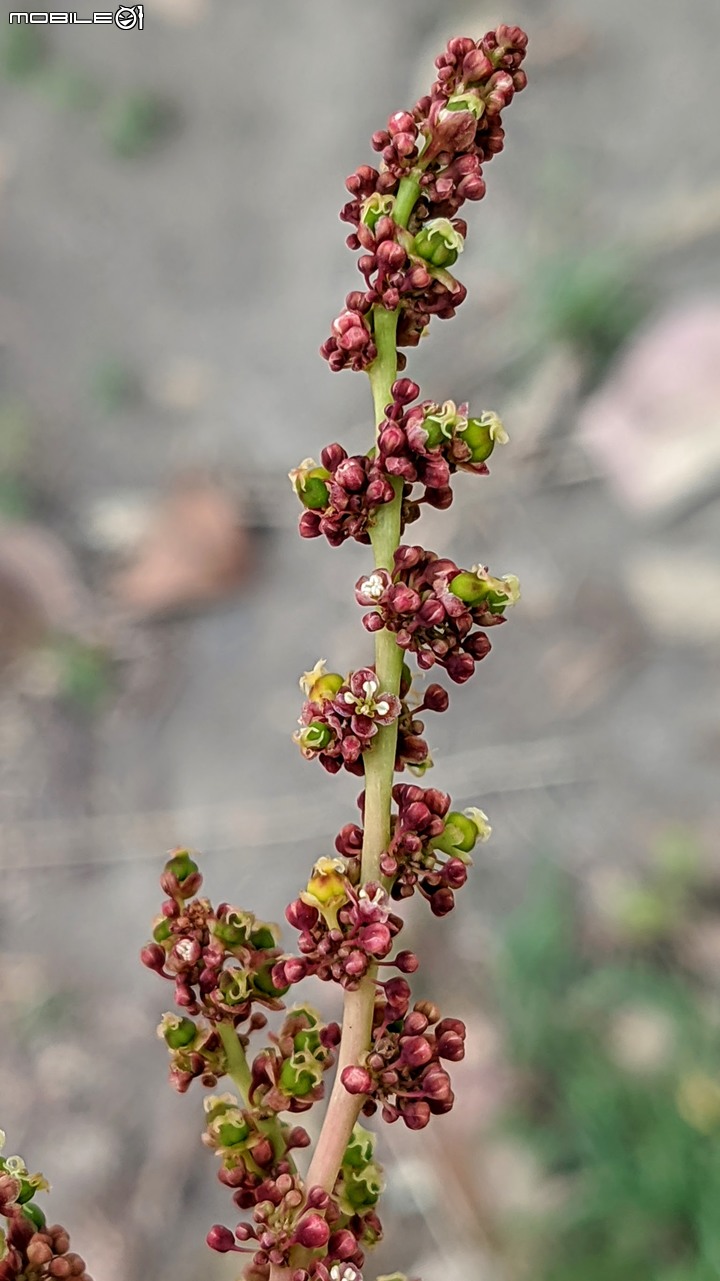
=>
[208,1180,380,1279]
[356,546,519,683]
[323,26,528,366]
[203,1094,303,1210]
[378,378,508,507]
[142,850,288,1021]
[290,448,394,548]
[337,784,491,917]
[209,1127,387,1280]
[0,1134,90,1281]
[248,1007,341,1114]
[294,663,402,776]
[342,1000,466,1131]
[290,387,506,548]
[294,662,438,776]
[274,860,414,991]
[141,851,293,1090]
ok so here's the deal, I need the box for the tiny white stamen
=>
[375,700,390,716]
[362,678,378,697]
[361,573,385,601]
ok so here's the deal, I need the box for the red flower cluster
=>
[204,1097,307,1211]
[247,1007,341,1115]
[294,662,440,777]
[140,852,293,1091]
[292,446,394,548]
[141,851,289,1022]
[356,545,519,683]
[342,995,466,1130]
[274,867,413,992]
[378,377,508,505]
[0,1215,91,1281]
[0,1150,91,1281]
[294,665,402,776]
[209,1177,379,1280]
[336,783,490,917]
[323,25,528,368]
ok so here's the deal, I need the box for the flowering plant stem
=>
[140,28,528,1281]
[304,177,421,1205]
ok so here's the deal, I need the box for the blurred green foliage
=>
[1,24,48,80]
[54,637,113,713]
[100,91,175,158]
[0,402,33,519]
[497,855,720,1281]
[533,251,650,383]
[1,28,175,156]
[90,358,141,413]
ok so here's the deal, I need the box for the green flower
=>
[289,458,331,510]
[458,410,508,463]
[158,1012,197,1050]
[413,217,465,268]
[360,192,395,230]
[300,857,350,930]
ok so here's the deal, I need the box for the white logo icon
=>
[115,4,142,28]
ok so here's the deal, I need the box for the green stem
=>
[303,173,420,1201]
[218,1021,252,1099]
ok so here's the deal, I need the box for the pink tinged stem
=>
[306,175,421,1194]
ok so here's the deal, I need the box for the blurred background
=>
[1,1,720,1278]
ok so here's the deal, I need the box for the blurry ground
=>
[1,1,720,1279]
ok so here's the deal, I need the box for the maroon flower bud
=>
[294,1214,330,1249]
[388,110,415,136]
[278,1130,306,1156]
[395,949,419,973]
[329,1228,359,1260]
[462,47,494,80]
[402,1099,431,1130]
[360,923,392,956]
[406,1013,431,1039]
[418,598,446,627]
[392,377,420,403]
[445,652,475,684]
[335,457,367,491]
[252,1137,274,1167]
[207,1225,238,1253]
[27,1241,53,1267]
[341,1065,373,1095]
[376,241,406,271]
[384,977,411,1012]
[306,1186,331,1210]
[388,585,421,614]
[465,631,493,660]
[422,683,450,712]
[344,950,369,977]
[400,1035,434,1068]
[140,943,166,973]
[423,1066,453,1104]
[378,423,406,455]
[429,886,456,916]
[436,1026,466,1061]
[286,899,318,930]
[363,612,385,633]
